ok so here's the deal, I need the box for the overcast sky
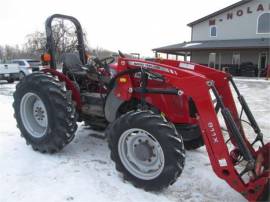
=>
[0,0,239,56]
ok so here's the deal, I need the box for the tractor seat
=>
[62,53,87,76]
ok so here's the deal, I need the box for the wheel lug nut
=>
[138,139,142,143]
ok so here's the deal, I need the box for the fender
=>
[105,69,133,122]
[42,68,82,110]
[104,89,125,122]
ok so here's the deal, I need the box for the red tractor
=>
[13,14,269,201]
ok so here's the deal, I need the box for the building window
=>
[210,26,217,37]
[257,13,270,34]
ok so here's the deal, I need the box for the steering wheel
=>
[95,56,115,66]
[103,56,115,65]
[92,56,115,73]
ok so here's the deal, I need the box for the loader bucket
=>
[240,142,270,201]
[253,143,269,201]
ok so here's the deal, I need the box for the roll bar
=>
[45,14,87,69]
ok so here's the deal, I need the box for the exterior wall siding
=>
[192,0,270,41]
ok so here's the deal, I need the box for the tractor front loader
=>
[13,14,269,201]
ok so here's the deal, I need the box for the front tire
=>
[13,73,77,153]
[107,110,185,191]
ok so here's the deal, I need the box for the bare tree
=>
[93,46,117,58]
[0,45,4,62]
[4,45,19,60]
[24,19,89,64]
[0,19,115,63]
[24,31,46,57]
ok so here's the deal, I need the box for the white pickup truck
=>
[0,63,20,83]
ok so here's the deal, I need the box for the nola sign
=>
[209,3,270,25]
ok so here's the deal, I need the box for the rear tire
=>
[107,110,185,191]
[13,73,77,153]
[184,136,204,150]
[175,125,204,150]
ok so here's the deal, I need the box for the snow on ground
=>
[0,78,269,202]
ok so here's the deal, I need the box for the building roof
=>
[153,38,270,53]
[187,0,253,27]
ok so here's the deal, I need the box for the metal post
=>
[184,52,187,61]
[218,53,220,70]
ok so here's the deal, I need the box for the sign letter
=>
[247,7,252,14]
[257,4,264,12]
[236,9,243,16]
[227,13,233,20]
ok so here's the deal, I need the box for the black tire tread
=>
[13,73,77,153]
[107,110,185,191]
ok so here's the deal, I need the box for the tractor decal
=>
[179,62,195,70]
[128,61,178,75]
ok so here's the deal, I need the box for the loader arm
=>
[168,75,269,201]
[155,59,258,153]
[114,58,269,201]
[155,60,244,133]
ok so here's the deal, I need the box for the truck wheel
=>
[184,136,204,150]
[107,110,185,191]
[7,78,14,83]
[19,71,25,80]
[13,73,77,153]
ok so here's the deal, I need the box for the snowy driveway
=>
[0,79,269,202]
